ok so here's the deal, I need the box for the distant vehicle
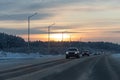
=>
[65,47,80,59]
[94,52,100,55]
[82,50,90,56]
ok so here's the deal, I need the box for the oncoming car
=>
[65,47,80,59]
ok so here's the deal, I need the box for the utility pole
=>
[48,26,50,54]
[48,23,55,54]
[28,13,37,52]
[62,32,64,42]
[69,35,71,47]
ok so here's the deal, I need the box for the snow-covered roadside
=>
[0,51,64,71]
[0,51,63,59]
[111,53,120,59]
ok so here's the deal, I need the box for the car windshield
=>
[84,51,89,53]
[68,49,77,51]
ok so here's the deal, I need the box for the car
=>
[65,47,80,59]
[94,52,100,55]
[82,50,90,56]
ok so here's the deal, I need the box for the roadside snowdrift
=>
[0,51,62,59]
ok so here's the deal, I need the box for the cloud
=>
[0,28,47,35]
[0,13,54,21]
[34,25,82,31]
[90,19,120,26]
[0,0,84,21]
[0,0,120,21]
[0,27,85,35]
[50,31,84,34]
[106,31,120,33]
[0,1,109,18]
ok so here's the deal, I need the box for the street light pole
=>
[48,23,55,54]
[69,35,71,47]
[62,32,64,42]
[28,13,37,52]
[48,26,50,54]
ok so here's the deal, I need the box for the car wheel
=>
[76,56,80,58]
[66,56,69,59]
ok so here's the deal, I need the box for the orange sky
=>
[0,0,120,43]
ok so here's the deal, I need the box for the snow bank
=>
[0,51,62,59]
[111,53,120,58]
[0,51,41,59]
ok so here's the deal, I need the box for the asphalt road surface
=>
[0,54,120,80]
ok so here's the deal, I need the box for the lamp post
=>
[48,23,55,54]
[69,35,72,47]
[62,32,64,42]
[28,13,37,51]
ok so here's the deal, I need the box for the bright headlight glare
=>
[75,52,78,54]
[66,52,69,54]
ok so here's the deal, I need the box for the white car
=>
[65,47,80,59]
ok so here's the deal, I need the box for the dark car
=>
[65,47,80,59]
[82,50,90,56]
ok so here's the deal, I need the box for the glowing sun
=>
[50,33,69,41]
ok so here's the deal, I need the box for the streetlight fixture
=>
[48,23,55,54]
[28,12,37,51]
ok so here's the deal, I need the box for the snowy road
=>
[0,54,120,80]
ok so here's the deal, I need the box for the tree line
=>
[0,32,120,54]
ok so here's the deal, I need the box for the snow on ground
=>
[111,53,120,58]
[0,51,64,71]
[0,51,63,59]
[109,53,120,63]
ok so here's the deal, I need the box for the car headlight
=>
[66,52,69,54]
[75,52,78,54]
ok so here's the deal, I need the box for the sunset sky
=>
[0,0,120,43]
